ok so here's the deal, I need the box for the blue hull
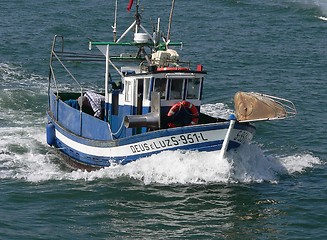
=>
[47,111,256,170]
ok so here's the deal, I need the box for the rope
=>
[111,120,125,139]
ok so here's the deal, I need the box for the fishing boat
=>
[46,1,296,170]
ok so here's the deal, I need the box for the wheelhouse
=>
[108,69,206,136]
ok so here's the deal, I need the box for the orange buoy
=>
[167,101,199,128]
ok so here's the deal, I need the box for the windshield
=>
[186,78,201,99]
[153,77,202,100]
[153,78,167,99]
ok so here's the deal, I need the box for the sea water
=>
[0,0,326,239]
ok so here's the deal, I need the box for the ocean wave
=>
[70,147,321,185]
[317,16,327,20]
[0,134,322,184]
[0,62,47,91]
[287,0,327,15]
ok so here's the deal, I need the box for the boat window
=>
[112,93,119,115]
[144,78,150,100]
[153,78,167,99]
[137,79,144,115]
[186,78,201,99]
[125,81,132,102]
[170,79,184,100]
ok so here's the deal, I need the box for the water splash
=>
[1,133,321,184]
[0,63,47,129]
[317,16,327,21]
[67,147,321,185]
[201,103,233,119]
[228,144,321,183]
[0,101,321,184]
[0,63,46,90]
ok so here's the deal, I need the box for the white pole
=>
[167,0,175,41]
[157,18,160,34]
[112,0,118,42]
[105,45,109,121]
[219,120,236,159]
[117,21,136,43]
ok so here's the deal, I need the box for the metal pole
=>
[220,120,236,159]
[105,45,109,122]
[112,0,118,42]
[116,20,136,43]
[167,0,175,41]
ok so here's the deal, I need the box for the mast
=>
[135,0,140,33]
[167,0,175,41]
[105,45,109,122]
[116,0,153,43]
[112,0,118,42]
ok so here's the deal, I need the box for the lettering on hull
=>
[130,133,209,153]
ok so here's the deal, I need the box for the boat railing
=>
[48,35,62,98]
[49,35,82,98]
[49,35,106,97]
[262,93,297,118]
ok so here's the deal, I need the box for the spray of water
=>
[0,127,322,185]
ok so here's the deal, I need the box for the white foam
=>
[0,119,322,184]
[317,16,327,21]
[201,103,233,119]
[228,145,322,183]
[71,150,233,184]
[0,62,47,90]
[1,139,322,184]
[0,126,54,181]
[278,153,322,173]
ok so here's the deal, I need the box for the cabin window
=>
[154,78,167,99]
[170,79,184,100]
[137,79,144,115]
[186,78,201,99]
[125,81,132,102]
[112,93,119,115]
[144,78,150,100]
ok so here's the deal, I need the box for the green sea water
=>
[0,0,326,239]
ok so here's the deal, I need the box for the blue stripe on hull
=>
[53,137,225,167]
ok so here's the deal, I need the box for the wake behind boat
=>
[46,0,296,170]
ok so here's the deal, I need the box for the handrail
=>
[48,35,84,135]
[49,35,83,95]
[255,92,297,117]
[89,41,183,48]
[48,35,64,103]
[52,51,83,94]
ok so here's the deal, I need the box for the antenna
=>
[167,0,175,41]
[112,0,118,42]
[116,0,153,43]
[135,0,140,33]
